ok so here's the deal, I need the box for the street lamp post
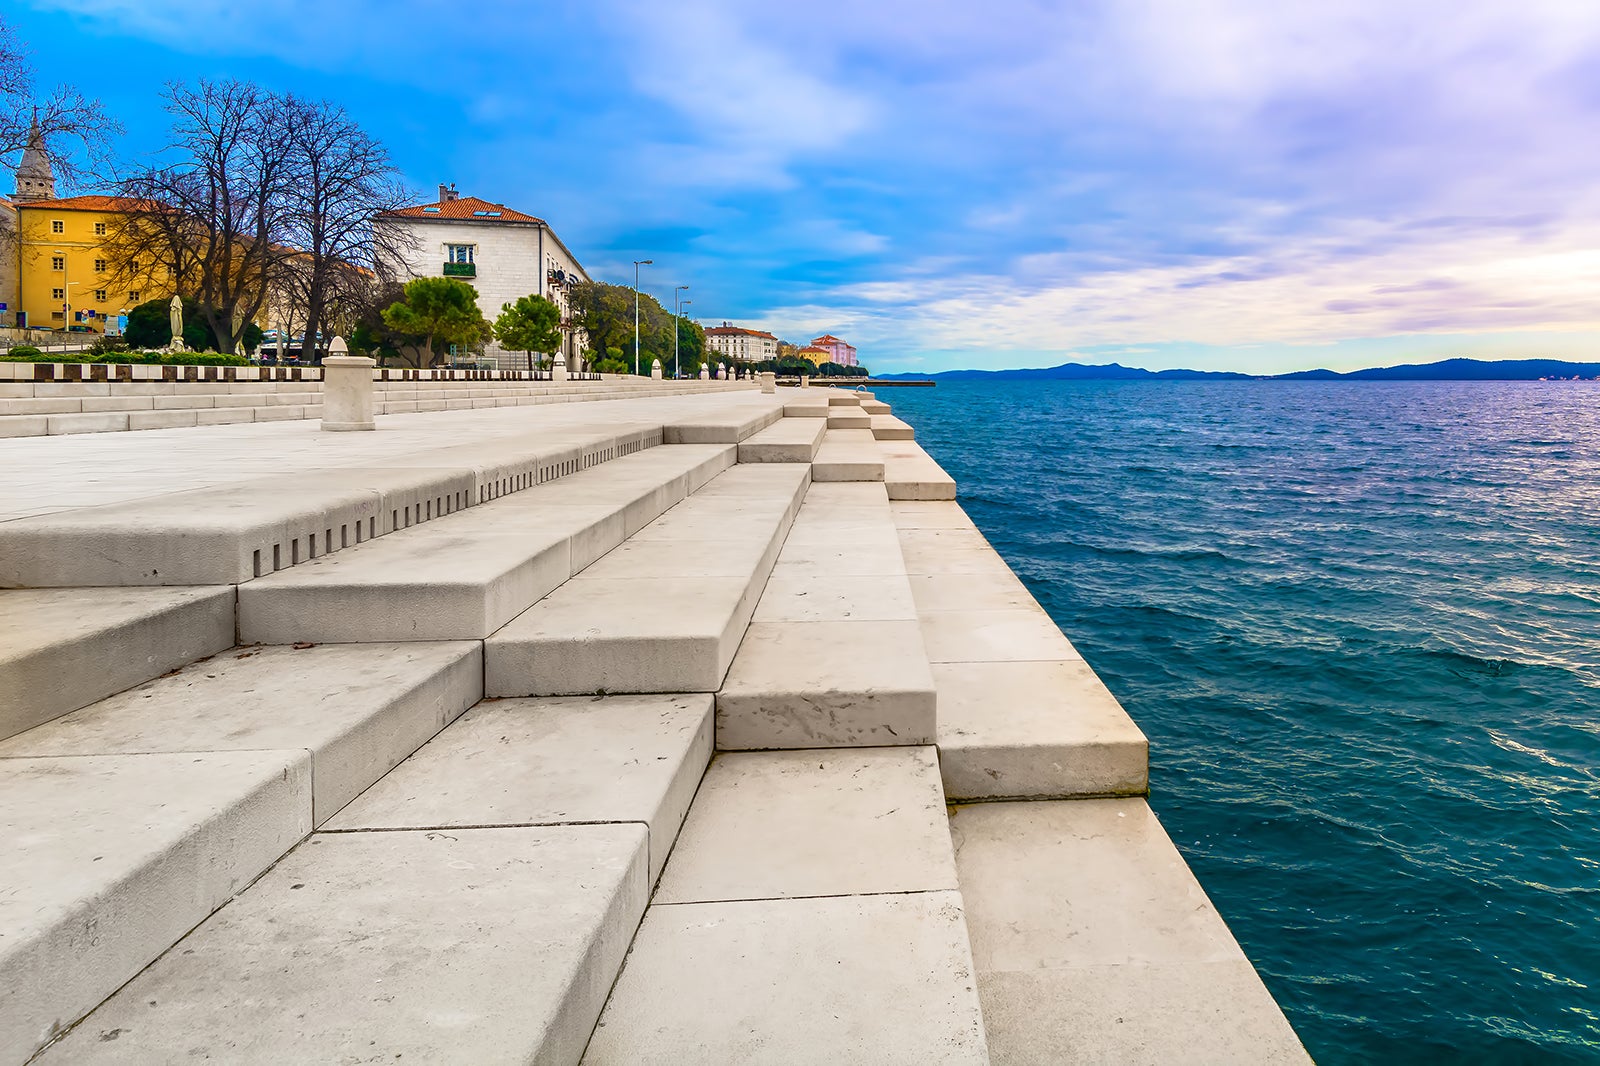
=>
[673,285,689,379]
[678,299,697,377]
[633,259,653,376]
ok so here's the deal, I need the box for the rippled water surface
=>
[885,380,1600,1064]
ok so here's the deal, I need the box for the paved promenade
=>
[0,381,1310,1064]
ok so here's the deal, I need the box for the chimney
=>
[438,183,459,203]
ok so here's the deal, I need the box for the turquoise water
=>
[885,380,1600,1064]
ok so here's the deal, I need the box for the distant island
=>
[876,357,1600,382]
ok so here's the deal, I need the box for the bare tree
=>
[278,96,414,361]
[0,16,120,187]
[110,80,292,353]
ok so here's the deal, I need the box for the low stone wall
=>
[0,361,617,384]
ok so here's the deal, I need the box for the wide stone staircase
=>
[0,388,1309,1064]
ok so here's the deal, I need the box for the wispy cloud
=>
[13,0,1600,371]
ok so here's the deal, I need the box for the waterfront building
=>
[15,194,171,333]
[0,194,17,329]
[810,333,858,367]
[796,345,830,366]
[378,184,590,368]
[9,128,169,333]
[705,323,779,363]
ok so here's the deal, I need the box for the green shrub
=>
[0,349,249,366]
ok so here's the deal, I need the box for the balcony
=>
[442,262,476,278]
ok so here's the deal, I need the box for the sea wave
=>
[892,379,1600,1064]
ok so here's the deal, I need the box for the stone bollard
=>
[553,353,568,383]
[761,371,776,394]
[651,358,663,380]
[717,363,727,380]
[321,337,376,432]
[699,364,709,380]
[800,375,810,389]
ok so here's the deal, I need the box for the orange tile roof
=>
[798,346,830,354]
[382,195,545,224]
[16,194,150,212]
[705,326,778,339]
[811,334,849,345]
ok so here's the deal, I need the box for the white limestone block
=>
[37,825,648,1066]
[1,641,482,823]
[811,427,885,481]
[654,746,956,903]
[582,891,988,1065]
[327,693,712,883]
[0,585,235,742]
[933,660,1148,800]
[950,799,1313,1064]
[0,750,311,1064]
[715,619,937,749]
[736,415,827,463]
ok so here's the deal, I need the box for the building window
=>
[52,287,65,301]
[51,311,64,320]
[51,220,64,234]
[94,222,106,236]
[447,244,474,264]
[94,289,107,302]
[51,256,64,271]
[129,291,140,301]
[95,259,107,273]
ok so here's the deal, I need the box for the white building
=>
[704,323,779,364]
[379,184,590,368]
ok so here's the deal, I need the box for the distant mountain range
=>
[875,357,1600,382]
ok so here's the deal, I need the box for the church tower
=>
[13,115,56,203]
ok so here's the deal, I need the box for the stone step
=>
[583,746,988,1064]
[0,640,482,822]
[736,416,827,463]
[0,750,311,1064]
[811,426,885,481]
[0,640,481,1062]
[826,391,865,406]
[662,403,782,443]
[238,444,735,643]
[860,398,891,414]
[893,503,1148,800]
[485,463,810,697]
[880,437,958,500]
[35,824,649,1065]
[325,692,713,886]
[783,398,830,418]
[825,408,872,429]
[0,585,235,742]
[716,482,936,750]
[950,799,1312,1064]
[870,413,915,440]
[0,424,665,587]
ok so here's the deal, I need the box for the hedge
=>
[3,348,250,366]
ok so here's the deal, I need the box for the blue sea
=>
[886,379,1600,1064]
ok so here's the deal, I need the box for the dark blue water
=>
[886,380,1600,1064]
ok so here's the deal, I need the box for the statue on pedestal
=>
[168,296,185,352]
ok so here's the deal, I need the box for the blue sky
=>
[8,0,1600,373]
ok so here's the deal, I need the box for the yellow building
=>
[15,195,168,333]
[797,345,831,366]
